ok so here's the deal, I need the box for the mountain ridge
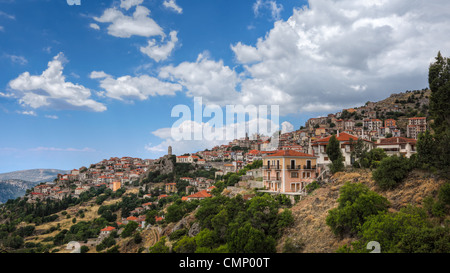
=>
[0,169,69,183]
[0,169,69,204]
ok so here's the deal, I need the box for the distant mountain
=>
[0,179,39,204]
[0,169,69,204]
[0,169,69,183]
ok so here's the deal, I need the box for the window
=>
[291,172,298,178]
[306,160,311,169]
[290,160,295,169]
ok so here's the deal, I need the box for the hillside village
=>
[24,89,431,204]
[0,88,447,254]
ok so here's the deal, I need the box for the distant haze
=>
[0,169,69,183]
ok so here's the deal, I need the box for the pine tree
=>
[428,52,450,172]
[327,134,344,173]
[326,134,342,162]
[416,130,436,166]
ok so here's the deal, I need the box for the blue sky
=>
[1,0,450,173]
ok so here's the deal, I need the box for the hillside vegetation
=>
[277,169,448,253]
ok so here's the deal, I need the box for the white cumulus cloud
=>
[90,71,182,101]
[89,23,100,30]
[228,0,450,114]
[253,0,283,21]
[120,0,144,10]
[8,53,106,112]
[93,5,164,38]
[140,30,179,62]
[159,53,241,106]
[163,0,183,14]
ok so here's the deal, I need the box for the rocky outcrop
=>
[188,222,201,237]
[141,155,176,183]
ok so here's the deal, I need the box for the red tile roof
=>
[187,190,212,199]
[314,132,359,143]
[376,137,417,145]
[101,226,116,232]
[265,150,316,158]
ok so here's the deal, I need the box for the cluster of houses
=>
[27,157,153,202]
[173,114,424,198]
[27,94,428,213]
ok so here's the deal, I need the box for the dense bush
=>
[372,155,411,190]
[164,193,293,253]
[121,221,139,238]
[149,236,170,253]
[338,206,450,253]
[165,199,199,223]
[326,182,389,236]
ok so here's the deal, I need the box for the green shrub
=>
[149,236,170,253]
[438,183,450,206]
[276,209,294,231]
[372,155,411,190]
[173,235,197,253]
[326,182,389,236]
[169,228,188,241]
[121,221,139,238]
[305,181,320,193]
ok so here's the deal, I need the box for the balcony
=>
[263,177,281,182]
[286,165,301,170]
[302,165,317,170]
[262,165,282,170]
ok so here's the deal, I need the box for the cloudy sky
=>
[0,0,449,172]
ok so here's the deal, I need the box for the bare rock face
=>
[141,155,176,183]
[188,222,201,237]
[152,155,175,175]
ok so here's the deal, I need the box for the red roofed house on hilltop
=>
[262,150,319,195]
[375,137,417,158]
[176,155,200,163]
[100,226,116,238]
[185,190,212,201]
[311,132,373,166]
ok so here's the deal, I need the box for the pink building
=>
[262,150,319,195]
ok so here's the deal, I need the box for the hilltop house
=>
[375,137,417,158]
[183,189,212,201]
[262,150,319,195]
[176,155,200,163]
[311,132,373,166]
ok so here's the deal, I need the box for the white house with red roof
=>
[375,137,417,158]
[176,155,200,163]
[311,132,373,166]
